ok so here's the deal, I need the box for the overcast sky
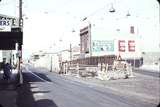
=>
[0,0,159,58]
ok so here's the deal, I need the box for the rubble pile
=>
[97,70,129,80]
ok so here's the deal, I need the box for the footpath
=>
[0,70,18,107]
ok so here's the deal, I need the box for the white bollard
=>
[105,63,108,72]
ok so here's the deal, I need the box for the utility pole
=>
[89,23,92,57]
[18,0,23,56]
[18,0,23,49]
[70,44,72,61]
[17,0,23,85]
[19,0,23,31]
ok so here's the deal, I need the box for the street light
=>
[109,3,116,13]
[126,11,131,17]
[72,29,75,33]
[82,17,87,21]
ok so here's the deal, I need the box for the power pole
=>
[17,0,23,85]
[18,0,23,57]
[70,44,72,61]
[18,0,23,52]
[19,0,23,31]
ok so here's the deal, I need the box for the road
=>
[16,64,159,107]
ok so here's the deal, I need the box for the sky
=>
[0,0,160,58]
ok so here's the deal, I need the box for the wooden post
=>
[105,63,108,72]
[76,63,79,77]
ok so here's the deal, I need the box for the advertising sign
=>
[118,40,135,52]
[0,14,19,28]
[92,40,114,52]
[0,20,11,32]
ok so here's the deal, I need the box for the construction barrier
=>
[60,57,134,80]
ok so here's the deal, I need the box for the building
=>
[79,18,143,67]
[72,46,80,60]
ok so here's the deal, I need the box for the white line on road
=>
[34,93,44,97]
[25,67,50,83]
[31,87,40,92]
[32,87,44,98]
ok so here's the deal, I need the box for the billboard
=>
[92,40,114,52]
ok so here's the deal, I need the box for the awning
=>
[0,32,23,50]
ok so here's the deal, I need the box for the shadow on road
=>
[23,65,53,82]
[21,71,52,82]
[32,72,53,82]
[16,71,58,107]
[36,99,58,107]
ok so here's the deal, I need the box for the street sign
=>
[0,20,11,32]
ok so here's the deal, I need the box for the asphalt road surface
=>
[16,65,159,107]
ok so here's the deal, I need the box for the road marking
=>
[25,67,50,83]
[31,87,40,92]
[34,93,44,96]
[30,83,37,87]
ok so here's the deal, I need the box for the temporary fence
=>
[69,55,116,65]
[59,55,134,80]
